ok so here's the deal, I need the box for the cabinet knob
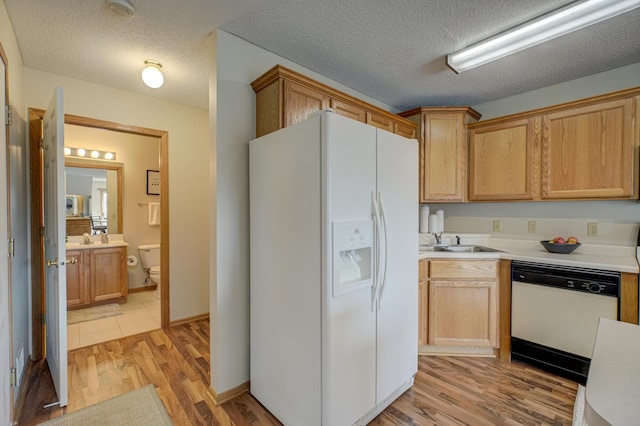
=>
[67,258,77,265]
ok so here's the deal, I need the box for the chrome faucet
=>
[432,232,443,245]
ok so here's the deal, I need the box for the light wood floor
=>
[19,319,578,425]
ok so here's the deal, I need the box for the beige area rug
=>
[67,303,123,325]
[40,385,173,425]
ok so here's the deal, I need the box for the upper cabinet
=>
[252,65,416,139]
[467,88,640,202]
[468,117,540,201]
[541,98,636,200]
[400,107,481,203]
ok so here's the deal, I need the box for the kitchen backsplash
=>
[421,201,640,247]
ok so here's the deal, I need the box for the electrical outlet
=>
[587,222,599,237]
[492,220,502,232]
[528,221,537,233]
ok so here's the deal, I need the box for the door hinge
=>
[8,239,14,258]
[4,105,11,126]
[9,368,16,387]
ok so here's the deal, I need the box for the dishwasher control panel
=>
[511,261,619,297]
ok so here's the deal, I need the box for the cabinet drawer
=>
[429,260,497,279]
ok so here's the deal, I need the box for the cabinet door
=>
[66,250,89,308]
[330,98,366,122]
[283,80,329,128]
[422,114,466,202]
[541,98,636,199]
[366,111,395,132]
[468,118,540,201]
[394,122,416,139]
[91,247,127,302]
[428,280,497,347]
[418,259,428,347]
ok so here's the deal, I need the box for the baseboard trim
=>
[128,285,157,294]
[209,381,249,406]
[169,313,210,327]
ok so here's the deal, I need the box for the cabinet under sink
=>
[66,245,128,309]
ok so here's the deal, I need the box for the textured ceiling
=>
[4,0,640,111]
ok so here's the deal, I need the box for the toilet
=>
[138,244,161,299]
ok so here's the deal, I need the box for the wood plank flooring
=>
[19,319,578,425]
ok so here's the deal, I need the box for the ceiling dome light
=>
[141,60,164,89]
[107,0,135,18]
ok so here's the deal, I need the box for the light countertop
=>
[585,318,640,426]
[419,235,639,274]
[66,234,129,250]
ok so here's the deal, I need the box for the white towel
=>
[148,202,160,226]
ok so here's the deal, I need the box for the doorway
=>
[28,109,170,359]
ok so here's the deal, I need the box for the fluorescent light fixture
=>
[141,60,164,88]
[446,0,640,73]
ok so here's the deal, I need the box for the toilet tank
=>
[138,243,160,269]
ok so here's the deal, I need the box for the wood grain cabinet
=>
[418,259,428,347]
[427,259,499,348]
[399,107,481,202]
[466,88,640,202]
[252,65,416,139]
[468,117,541,201]
[66,245,128,309]
[541,97,637,200]
[66,249,90,308]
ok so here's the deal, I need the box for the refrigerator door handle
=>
[377,191,389,308]
[371,190,382,311]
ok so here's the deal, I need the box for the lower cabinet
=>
[419,259,500,350]
[66,249,90,308]
[66,245,128,309]
[418,259,429,347]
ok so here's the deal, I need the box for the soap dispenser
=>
[100,230,109,244]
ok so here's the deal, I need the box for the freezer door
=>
[375,129,418,404]
[323,113,378,426]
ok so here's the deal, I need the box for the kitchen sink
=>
[441,245,502,253]
[419,244,502,253]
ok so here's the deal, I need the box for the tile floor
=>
[67,291,161,350]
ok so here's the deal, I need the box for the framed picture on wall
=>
[146,170,160,195]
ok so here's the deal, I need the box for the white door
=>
[0,49,12,425]
[43,87,68,407]
[323,113,377,425]
[375,129,418,403]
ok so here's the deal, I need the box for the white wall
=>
[211,29,397,393]
[432,62,640,247]
[0,0,28,419]
[474,62,640,120]
[23,68,210,321]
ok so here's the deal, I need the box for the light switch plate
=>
[528,221,537,233]
[493,220,502,232]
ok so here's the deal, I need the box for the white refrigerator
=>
[250,111,418,425]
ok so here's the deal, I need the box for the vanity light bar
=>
[64,147,116,161]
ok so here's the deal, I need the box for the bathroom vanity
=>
[66,240,129,309]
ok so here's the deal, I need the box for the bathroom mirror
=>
[65,158,123,234]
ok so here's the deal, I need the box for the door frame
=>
[28,110,170,359]
[0,41,14,424]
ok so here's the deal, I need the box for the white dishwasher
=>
[511,261,619,383]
